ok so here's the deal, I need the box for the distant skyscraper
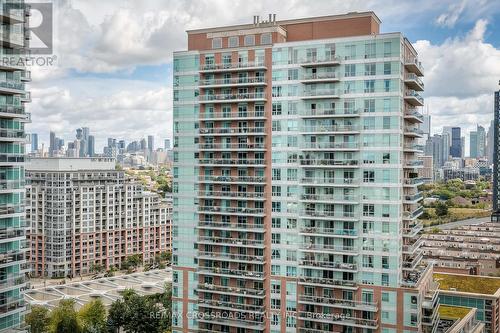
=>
[148,135,154,152]
[470,125,486,158]
[140,138,147,150]
[49,131,56,156]
[493,90,500,222]
[422,114,431,139]
[31,133,38,152]
[449,127,461,158]
[164,138,171,150]
[118,140,126,150]
[76,128,83,140]
[88,135,95,157]
[487,119,494,163]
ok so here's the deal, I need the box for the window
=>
[364,80,375,93]
[364,99,375,113]
[381,273,389,286]
[382,292,389,302]
[212,37,222,49]
[228,36,239,48]
[260,33,272,45]
[382,256,389,269]
[382,222,390,233]
[383,116,391,129]
[365,63,376,75]
[384,62,391,75]
[344,64,356,77]
[363,204,375,216]
[365,42,376,58]
[363,171,375,183]
[384,41,392,57]
[384,79,391,92]
[244,35,255,46]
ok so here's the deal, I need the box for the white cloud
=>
[415,19,500,98]
[436,0,467,27]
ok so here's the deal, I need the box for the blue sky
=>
[27,0,500,154]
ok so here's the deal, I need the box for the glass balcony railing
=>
[300,194,357,202]
[300,124,358,132]
[199,127,265,135]
[299,55,341,66]
[198,206,265,215]
[0,153,24,163]
[198,175,265,183]
[299,295,377,311]
[200,61,266,71]
[198,159,266,166]
[199,143,265,150]
[197,283,265,297]
[300,177,357,185]
[197,236,265,246]
[200,92,266,102]
[302,72,338,81]
[198,299,265,313]
[299,260,357,271]
[0,128,25,140]
[298,276,357,288]
[199,76,266,86]
[197,251,264,263]
[298,312,378,328]
[300,158,358,166]
[0,105,24,116]
[198,221,264,230]
[300,244,357,253]
[405,90,424,105]
[301,142,358,150]
[200,110,265,119]
[198,190,265,199]
[300,108,360,117]
[301,210,356,219]
[0,80,24,91]
[302,89,341,97]
[198,266,265,279]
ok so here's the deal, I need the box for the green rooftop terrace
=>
[439,305,472,320]
[434,273,500,295]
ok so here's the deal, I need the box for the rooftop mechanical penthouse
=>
[172,11,435,333]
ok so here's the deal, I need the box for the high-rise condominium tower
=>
[173,12,438,333]
[0,1,31,330]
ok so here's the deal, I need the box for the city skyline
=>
[25,0,500,152]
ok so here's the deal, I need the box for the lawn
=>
[434,273,500,295]
[438,305,472,320]
[422,207,490,227]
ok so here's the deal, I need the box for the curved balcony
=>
[404,109,424,123]
[0,153,25,165]
[404,177,424,187]
[301,72,339,84]
[404,192,423,204]
[403,206,424,220]
[300,210,356,220]
[0,129,26,142]
[199,127,266,136]
[199,61,267,73]
[403,222,423,238]
[404,127,424,138]
[197,251,265,264]
[404,159,424,169]
[200,110,265,120]
[199,76,266,88]
[0,80,24,95]
[404,143,424,153]
[0,105,25,118]
[300,125,358,134]
[198,299,265,314]
[301,89,341,100]
[197,175,265,184]
[198,317,265,331]
[197,283,265,298]
[300,108,360,118]
[0,179,25,191]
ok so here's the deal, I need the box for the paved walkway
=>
[424,216,491,230]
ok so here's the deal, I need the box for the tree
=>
[49,299,82,333]
[26,305,49,333]
[435,202,449,217]
[107,299,127,333]
[79,299,107,333]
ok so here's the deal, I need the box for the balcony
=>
[198,299,265,314]
[300,194,358,204]
[198,190,265,200]
[404,143,424,153]
[300,124,358,134]
[198,159,266,167]
[300,210,356,220]
[299,295,377,312]
[197,175,265,184]
[300,142,359,151]
[199,76,266,88]
[199,92,266,104]
[20,70,31,82]
[300,108,360,118]
[300,56,341,67]
[199,143,266,151]
[404,90,424,106]
[298,276,357,289]
[300,177,358,186]
[200,110,265,120]
[299,260,357,271]
[0,27,24,47]
[298,312,378,329]
[0,153,24,165]
[299,244,358,255]
[298,226,357,237]
[404,192,423,203]
[0,179,25,191]
[403,206,424,220]
[402,251,423,270]
[198,266,264,279]
[0,80,24,94]
[197,251,265,264]
[301,89,341,100]
[299,159,358,168]
[404,57,424,76]
[0,5,24,24]
[404,159,424,168]
[197,235,265,247]
[21,92,30,102]
[199,127,266,136]
[198,206,265,216]
[403,222,423,238]
[198,317,265,331]
[301,72,339,84]
[402,238,423,255]
[0,105,24,118]
[0,53,26,71]
[404,177,424,187]
[404,73,424,91]
[404,127,424,138]
[199,61,267,73]
[0,128,26,142]
[404,109,424,123]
